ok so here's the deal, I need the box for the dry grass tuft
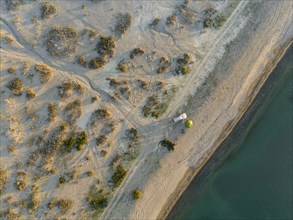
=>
[7,67,16,74]
[7,78,23,96]
[130,48,145,59]
[0,169,8,194]
[167,15,176,26]
[48,103,58,122]
[41,2,57,19]
[64,100,82,124]
[35,64,52,83]
[26,88,37,99]
[114,13,132,38]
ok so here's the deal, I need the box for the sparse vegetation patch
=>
[157,57,171,74]
[175,53,192,75]
[7,78,23,96]
[87,186,109,212]
[45,27,79,57]
[5,0,24,11]
[203,8,227,29]
[142,87,177,118]
[130,48,145,59]
[116,60,127,72]
[48,103,58,122]
[0,169,8,194]
[26,88,36,99]
[7,67,16,74]
[111,164,127,187]
[160,139,176,151]
[35,64,52,83]
[96,135,107,146]
[76,55,87,67]
[167,15,176,26]
[151,18,160,26]
[114,12,132,37]
[58,82,74,98]
[89,57,107,69]
[96,36,116,58]
[41,2,57,19]
[64,100,82,124]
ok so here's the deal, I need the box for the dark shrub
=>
[133,189,142,200]
[41,2,57,19]
[7,78,23,96]
[35,64,52,83]
[111,164,127,187]
[160,139,175,151]
[89,57,106,69]
[130,48,145,59]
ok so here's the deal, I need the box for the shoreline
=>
[159,40,292,220]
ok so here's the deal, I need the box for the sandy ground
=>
[101,1,293,219]
[0,0,292,219]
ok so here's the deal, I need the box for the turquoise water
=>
[168,48,293,220]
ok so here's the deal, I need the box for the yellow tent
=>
[185,120,193,128]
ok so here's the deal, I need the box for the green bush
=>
[87,187,109,210]
[116,61,127,72]
[59,176,66,184]
[181,65,191,75]
[76,131,88,147]
[97,36,115,58]
[87,170,94,176]
[63,136,75,152]
[126,128,140,142]
[133,189,142,200]
[151,18,160,26]
[203,8,227,29]
[7,78,23,96]
[111,164,127,187]
[89,57,106,69]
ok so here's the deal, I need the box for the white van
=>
[173,113,187,123]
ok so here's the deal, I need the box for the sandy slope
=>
[102,1,293,219]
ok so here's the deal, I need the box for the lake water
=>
[168,47,293,220]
